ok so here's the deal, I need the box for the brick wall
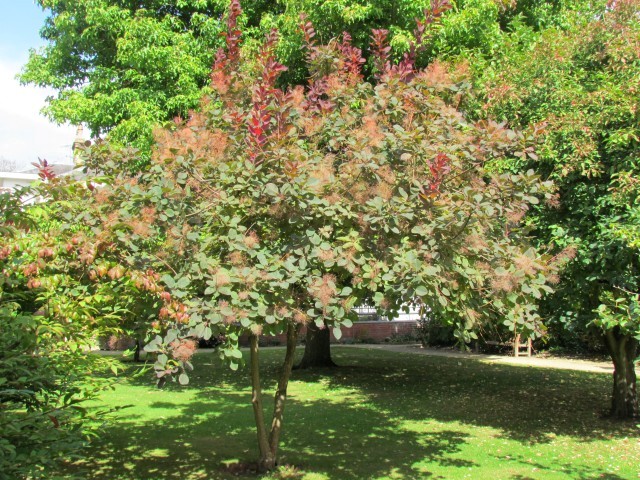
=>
[335,320,418,342]
[239,320,419,346]
[101,321,419,350]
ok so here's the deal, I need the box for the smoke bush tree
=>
[80,0,558,470]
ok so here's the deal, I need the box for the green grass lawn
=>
[60,347,639,480]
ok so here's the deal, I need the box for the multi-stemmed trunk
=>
[604,328,639,419]
[249,323,299,472]
[296,321,336,369]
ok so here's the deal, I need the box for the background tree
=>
[83,2,556,470]
[475,0,640,418]
[21,0,586,157]
[0,157,17,172]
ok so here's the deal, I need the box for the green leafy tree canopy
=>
[21,0,588,157]
[478,0,640,418]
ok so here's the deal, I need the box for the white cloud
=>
[0,58,77,171]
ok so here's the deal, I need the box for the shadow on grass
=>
[65,392,469,479]
[63,347,636,479]
[318,347,636,443]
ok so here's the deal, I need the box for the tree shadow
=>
[59,347,637,479]
[315,347,638,444]
[496,453,630,480]
[63,389,471,479]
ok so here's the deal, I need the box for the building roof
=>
[18,164,75,176]
[0,171,39,180]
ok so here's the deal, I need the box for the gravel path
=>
[344,343,616,374]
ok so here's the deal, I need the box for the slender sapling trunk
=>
[249,333,274,471]
[134,338,141,362]
[249,323,300,472]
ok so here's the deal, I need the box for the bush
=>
[0,304,113,479]
[416,317,457,347]
[543,316,607,356]
[101,335,137,351]
[0,183,137,478]
[388,331,420,344]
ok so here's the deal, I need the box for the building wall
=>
[333,320,418,342]
[0,172,38,192]
[354,304,422,321]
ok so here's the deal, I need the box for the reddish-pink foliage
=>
[32,158,56,181]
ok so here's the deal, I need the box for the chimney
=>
[72,125,85,167]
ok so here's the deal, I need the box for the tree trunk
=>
[268,323,299,459]
[296,321,336,369]
[133,339,141,362]
[249,334,274,471]
[604,328,639,419]
[249,324,300,472]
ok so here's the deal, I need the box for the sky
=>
[0,1,77,171]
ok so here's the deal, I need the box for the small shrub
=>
[0,305,113,479]
[417,318,457,347]
[103,335,137,351]
[388,331,420,344]
[198,335,225,349]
